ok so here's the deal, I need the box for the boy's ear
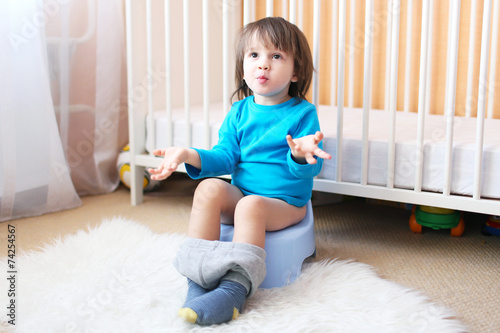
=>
[291,73,298,82]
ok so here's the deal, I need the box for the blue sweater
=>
[185,96,324,207]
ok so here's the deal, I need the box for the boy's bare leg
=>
[187,178,306,247]
[232,195,307,249]
[187,178,244,241]
[178,181,306,326]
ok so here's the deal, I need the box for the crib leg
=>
[130,165,145,206]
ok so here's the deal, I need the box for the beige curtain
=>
[0,0,128,222]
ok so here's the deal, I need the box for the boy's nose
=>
[259,64,270,70]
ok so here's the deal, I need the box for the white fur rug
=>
[1,218,466,333]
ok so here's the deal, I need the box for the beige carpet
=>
[4,173,500,332]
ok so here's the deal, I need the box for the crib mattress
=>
[148,104,500,199]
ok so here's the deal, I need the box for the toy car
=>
[409,205,465,237]
[481,216,500,236]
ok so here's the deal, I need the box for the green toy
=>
[409,205,465,237]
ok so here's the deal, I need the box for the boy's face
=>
[243,33,298,105]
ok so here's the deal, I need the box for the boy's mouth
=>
[257,75,268,84]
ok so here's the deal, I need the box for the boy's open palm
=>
[148,147,189,180]
[286,131,332,164]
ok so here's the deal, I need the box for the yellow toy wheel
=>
[409,214,422,233]
[419,205,455,215]
[450,216,465,237]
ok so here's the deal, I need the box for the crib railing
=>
[125,0,500,215]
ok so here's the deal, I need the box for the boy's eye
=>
[272,54,282,59]
[250,52,258,58]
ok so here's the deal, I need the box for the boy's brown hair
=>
[232,17,314,103]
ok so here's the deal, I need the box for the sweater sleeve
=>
[185,109,240,179]
[286,105,324,179]
[287,144,324,179]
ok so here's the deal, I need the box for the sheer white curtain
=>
[0,0,127,222]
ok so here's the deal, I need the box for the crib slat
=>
[282,0,288,20]
[244,0,251,26]
[465,0,478,118]
[313,180,500,216]
[444,0,453,94]
[336,0,347,182]
[146,0,155,154]
[266,0,273,17]
[330,0,338,106]
[203,0,210,149]
[164,0,172,147]
[443,0,461,196]
[487,0,499,120]
[183,0,191,147]
[387,0,400,189]
[125,0,136,205]
[361,0,373,186]
[348,0,355,108]
[424,0,434,115]
[298,0,304,30]
[414,0,431,193]
[474,0,494,200]
[403,0,413,113]
[289,0,297,24]
[384,0,393,111]
[312,0,321,107]
[125,0,148,205]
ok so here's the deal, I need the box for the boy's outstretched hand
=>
[148,147,189,181]
[286,131,332,165]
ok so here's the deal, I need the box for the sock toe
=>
[178,308,198,324]
[232,307,239,320]
[182,280,247,326]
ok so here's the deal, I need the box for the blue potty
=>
[220,200,315,289]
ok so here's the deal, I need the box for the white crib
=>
[124,0,500,216]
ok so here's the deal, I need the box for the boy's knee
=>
[235,195,266,216]
[194,179,227,202]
